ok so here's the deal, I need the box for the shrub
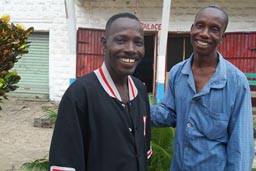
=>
[0,14,34,108]
[20,158,48,171]
[148,93,175,171]
[149,127,175,171]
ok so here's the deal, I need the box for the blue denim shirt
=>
[151,53,254,171]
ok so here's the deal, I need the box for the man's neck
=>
[192,52,218,68]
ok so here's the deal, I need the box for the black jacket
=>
[49,71,151,171]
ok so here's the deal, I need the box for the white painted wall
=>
[75,0,256,32]
[0,0,73,101]
[1,0,255,101]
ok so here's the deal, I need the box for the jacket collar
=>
[94,63,138,102]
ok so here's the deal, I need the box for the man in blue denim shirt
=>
[151,5,254,171]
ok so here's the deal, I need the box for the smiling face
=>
[102,17,145,79]
[190,7,227,57]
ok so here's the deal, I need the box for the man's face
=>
[190,8,227,56]
[102,17,145,77]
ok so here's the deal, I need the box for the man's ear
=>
[220,32,226,43]
[222,33,226,39]
[190,24,194,31]
[101,36,107,52]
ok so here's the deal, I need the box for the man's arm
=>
[48,89,87,171]
[150,72,177,127]
[227,80,254,171]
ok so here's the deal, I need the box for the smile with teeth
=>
[196,40,209,47]
[120,58,135,63]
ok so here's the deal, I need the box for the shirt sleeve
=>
[227,78,254,171]
[48,86,87,171]
[150,69,177,127]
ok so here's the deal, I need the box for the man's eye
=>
[135,41,144,46]
[211,27,219,33]
[195,24,203,29]
[115,38,125,44]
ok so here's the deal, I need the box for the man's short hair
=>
[195,5,229,32]
[105,12,140,37]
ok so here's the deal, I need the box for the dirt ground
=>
[0,97,57,171]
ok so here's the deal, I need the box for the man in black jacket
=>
[49,12,152,171]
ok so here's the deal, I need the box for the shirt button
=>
[184,146,189,151]
[187,122,191,127]
[122,103,126,108]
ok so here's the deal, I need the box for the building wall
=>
[76,0,256,32]
[0,0,73,101]
[1,0,255,101]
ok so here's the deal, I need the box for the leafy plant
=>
[41,107,58,122]
[149,127,175,171]
[148,92,156,104]
[20,158,48,171]
[0,14,34,108]
[148,93,175,171]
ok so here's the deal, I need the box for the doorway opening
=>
[166,34,193,71]
[133,34,155,93]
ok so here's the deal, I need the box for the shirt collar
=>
[94,63,138,101]
[182,52,227,91]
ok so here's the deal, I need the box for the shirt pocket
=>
[196,104,229,140]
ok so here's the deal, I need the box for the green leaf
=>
[40,108,58,121]
[20,158,48,171]
[149,127,175,171]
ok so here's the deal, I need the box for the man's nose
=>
[200,28,210,38]
[125,41,136,52]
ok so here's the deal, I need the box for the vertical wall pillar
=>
[156,0,172,102]
[65,0,77,84]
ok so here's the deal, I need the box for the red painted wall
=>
[218,32,256,105]
[218,32,256,73]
